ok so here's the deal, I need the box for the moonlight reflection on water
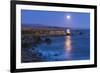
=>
[64,35,72,60]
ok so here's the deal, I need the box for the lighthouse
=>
[66,29,71,35]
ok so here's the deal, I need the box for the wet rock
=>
[45,38,52,45]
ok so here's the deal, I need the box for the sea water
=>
[21,29,90,62]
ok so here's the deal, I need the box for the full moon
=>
[66,15,71,20]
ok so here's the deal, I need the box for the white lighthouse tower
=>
[66,28,71,35]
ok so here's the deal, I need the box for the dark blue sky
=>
[21,10,90,29]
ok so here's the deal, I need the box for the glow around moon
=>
[66,15,71,20]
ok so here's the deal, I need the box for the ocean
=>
[21,29,90,63]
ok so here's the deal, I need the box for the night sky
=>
[21,10,90,29]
